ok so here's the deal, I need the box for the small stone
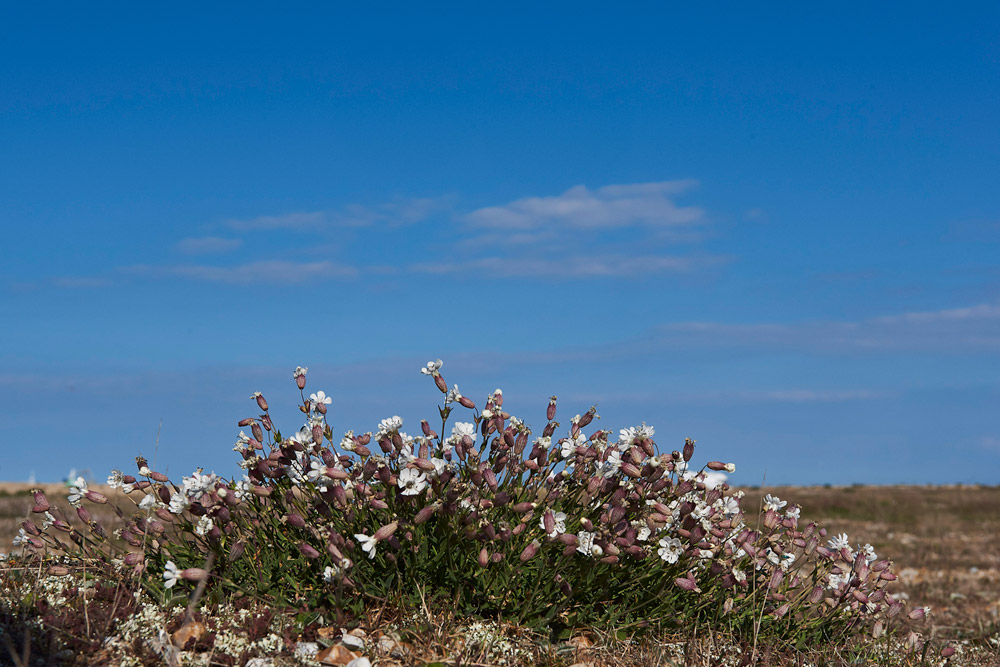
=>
[171,620,207,649]
[295,641,321,658]
[341,632,366,651]
[245,660,274,667]
[317,644,359,665]
[317,626,339,640]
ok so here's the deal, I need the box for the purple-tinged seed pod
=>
[373,522,398,542]
[332,484,347,508]
[887,600,903,618]
[808,585,824,604]
[542,422,557,438]
[512,502,534,513]
[484,469,498,490]
[252,422,264,442]
[287,513,306,528]
[149,471,169,483]
[768,569,783,590]
[851,589,869,604]
[238,418,254,427]
[370,498,389,510]
[626,545,646,559]
[558,533,579,546]
[299,543,320,559]
[478,548,489,568]
[520,540,541,562]
[880,571,897,581]
[21,520,41,536]
[581,518,594,531]
[147,520,165,535]
[869,589,886,603]
[543,511,555,535]
[31,490,50,512]
[608,506,626,525]
[871,559,890,572]
[434,374,448,393]
[524,460,539,471]
[620,463,642,479]
[491,552,503,563]
[155,508,174,523]
[773,603,790,618]
[547,396,557,421]
[84,490,109,504]
[908,607,927,620]
[706,461,728,471]
[76,506,92,523]
[675,576,699,592]
[181,567,209,582]
[941,646,956,658]
[261,414,273,432]
[762,510,780,530]
[562,544,577,558]
[682,439,695,462]
[512,523,526,536]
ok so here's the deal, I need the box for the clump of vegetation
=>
[4,361,938,663]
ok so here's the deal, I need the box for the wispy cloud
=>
[174,236,243,255]
[224,197,453,231]
[121,260,358,285]
[411,254,722,278]
[466,180,703,230]
[49,276,114,288]
[653,301,1000,353]
[979,436,1000,453]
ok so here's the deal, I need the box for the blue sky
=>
[2,4,998,485]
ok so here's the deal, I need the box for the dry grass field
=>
[2,482,998,665]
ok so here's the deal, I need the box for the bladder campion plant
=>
[20,361,920,647]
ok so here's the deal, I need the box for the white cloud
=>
[411,254,719,278]
[174,236,243,254]
[465,180,703,230]
[654,301,1000,353]
[224,197,452,231]
[121,260,357,285]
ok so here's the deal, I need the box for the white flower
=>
[377,416,403,437]
[168,492,190,515]
[446,384,463,404]
[107,470,124,488]
[763,494,787,512]
[194,515,215,537]
[67,477,88,506]
[766,548,795,570]
[427,457,450,479]
[41,512,55,530]
[860,543,878,564]
[576,531,602,558]
[12,528,27,547]
[827,571,849,590]
[451,421,475,440]
[398,468,428,496]
[560,433,586,459]
[293,366,308,379]
[139,494,158,511]
[310,391,332,407]
[287,460,307,486]
[715,496,740,517]
[354,533,378,559]
[598,449,622,478]
[539,511,567,538]
[181,471,217,500]
[163,561,181,589]
[785,506,801,520]
[420,359,443,376]
[289,426,312,447]
[323,565,340,582]
[535,436,552,450]
[827,533,850,551]
[658,536,684,564]
[636,525,651,542]
[732,568,747,584]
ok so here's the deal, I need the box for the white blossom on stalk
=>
[12,528,27,547]
[785,506,801,520]
[598,449,622,478]
[41,512,55,530]
[827,533,850,551]
[354,533,378,559]
[194,515,214,537]
[309,390,332,408]
[139,494,158,511]
[163,561,181,589]
[560,433,586,459]
[419,359,443,376]
[576,531,602,558]
[763,494,787,512]
[67,477,88,507]
[168,492,190,515]
[377,416,403,438]
[397,468,428,496]
[107,470,124,488]
[658,536,684,564]
[539,511,567,538]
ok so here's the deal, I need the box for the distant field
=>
[3,482,999,647]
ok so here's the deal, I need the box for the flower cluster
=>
[14,360,917,646]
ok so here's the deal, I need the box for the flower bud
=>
[374,522,399,542]
[124,552,144,567]
[520,540,541,562]
[254,393,269,411]
[252,422,264,442]
[675,576,699,592]
[434,374,448,393]
[181,568,209,582]
[287,513,306,528]
[148,471,169,483]
[299,543,321,559]
[76,506,92,523]
[683,439,695,462]
[478,548,489,568]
